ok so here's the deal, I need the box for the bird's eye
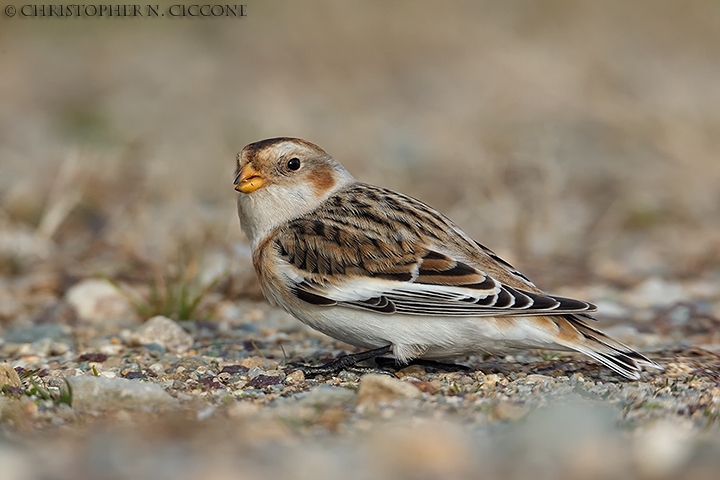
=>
[287,158,301,171]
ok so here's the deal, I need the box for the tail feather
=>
[562,315,663,380]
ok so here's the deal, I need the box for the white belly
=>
[287,304,565,363]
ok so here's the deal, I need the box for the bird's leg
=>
[289,345,394,377]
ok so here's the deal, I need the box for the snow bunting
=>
[234,137,662,379]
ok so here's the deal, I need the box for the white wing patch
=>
[280,258,596,317]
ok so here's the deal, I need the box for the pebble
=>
[149,363,166,374]
[627,277,686,308]
[246,375,283,388]
[493,400,528,421]
[524,374,554,384]
[67,375,176,411]
[0,225,52,264]
[396,365,427,377]
[357,374,422,405]
[239,356,279,370]
[0,364,22,389]
[65,279,134,322]
[480,374,501,389]
[48,341,71,356]
[284,369,305,384]
[130,316,193,353]
[98,344,124,356]
[297,385,356,408]
[409,380,442,394]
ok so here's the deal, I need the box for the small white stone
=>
[627,278,685,308]
[149,363,166,374]
[49,341,70,356]
[68,375,176,411]
[284,370,305,384]
[357,374,422,405]
[130,315,194,353]
[247,367,265,379]
[65,279,134,322]
[298,385,356,408]
[0,224,52,263]
[524,374,553,384]
[99,344,124,356]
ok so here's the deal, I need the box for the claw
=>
[285,345,394,377]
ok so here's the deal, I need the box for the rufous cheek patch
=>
[309,165,337,197]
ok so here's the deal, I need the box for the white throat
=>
[237,175,355,249]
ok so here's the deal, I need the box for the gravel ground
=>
[1,269,720,480]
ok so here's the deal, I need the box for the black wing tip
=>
[553,295,597,312]
[523,292,596,313]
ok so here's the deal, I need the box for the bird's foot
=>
[287,345,394,377]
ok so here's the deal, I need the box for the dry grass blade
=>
[36,150,83,242]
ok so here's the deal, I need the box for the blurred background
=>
[2,2,720,479]
[2,0,719,286]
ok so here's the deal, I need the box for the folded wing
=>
[273,183,596,318]
[279,238,596,317]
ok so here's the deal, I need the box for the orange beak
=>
[234,163,266,194]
